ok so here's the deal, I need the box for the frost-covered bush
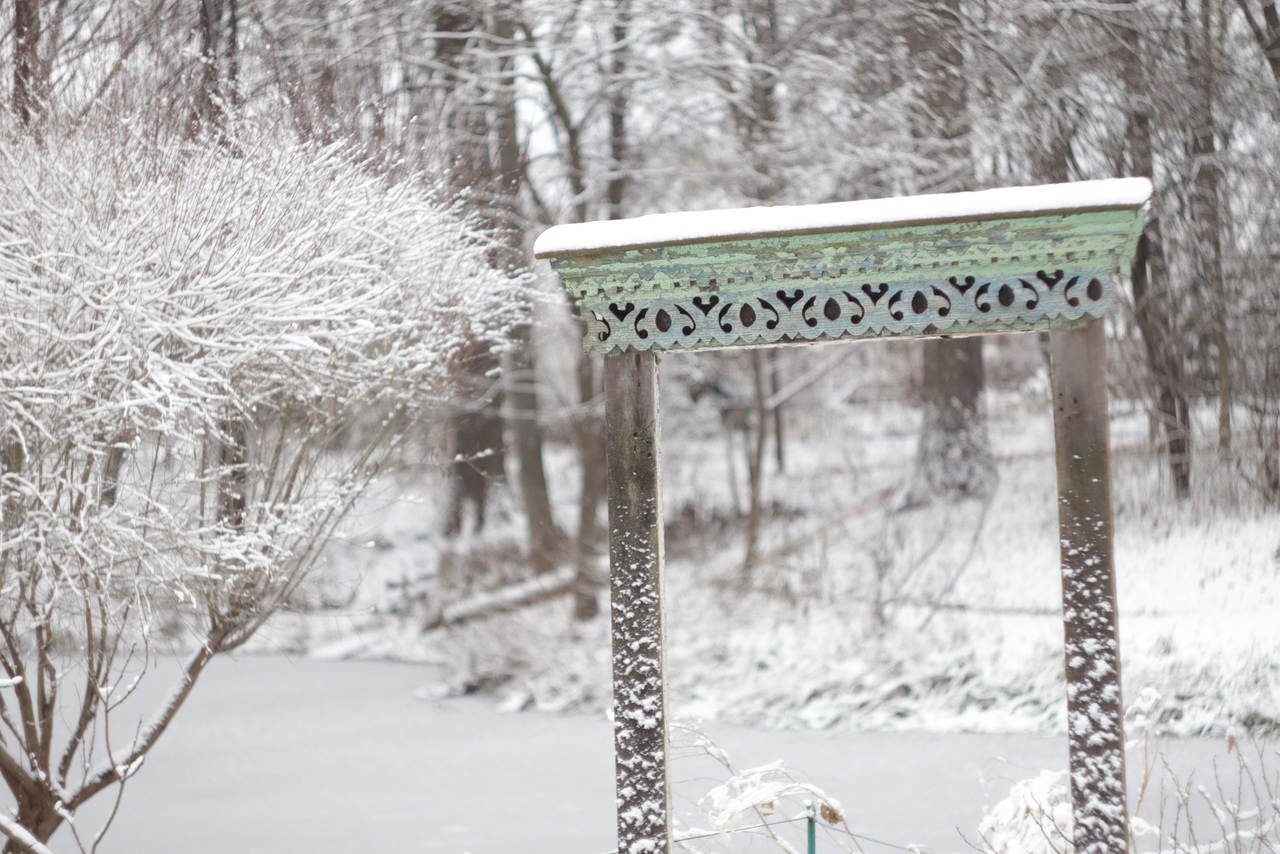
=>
[977,769,1073,854]
[977,689,1280,854]
[0,117,524,850]
[671,724,854,853]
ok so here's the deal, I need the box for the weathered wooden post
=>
[1051,320,1127,852]
[603,348,671,854]
[535,178,1150,854]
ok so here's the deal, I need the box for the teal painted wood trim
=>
[542,208,1146,355]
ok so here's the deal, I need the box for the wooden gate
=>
[535,178,1151,854]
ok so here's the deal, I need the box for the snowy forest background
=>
[3,0,1280,851]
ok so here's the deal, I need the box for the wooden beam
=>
[539,205,1147,356]
[604,349,671,854]
[1049,321,1128,854]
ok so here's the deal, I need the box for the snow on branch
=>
[0,119,528,619]
[0,813,59,854]
[0,115,528,844]
[423,566,579,631]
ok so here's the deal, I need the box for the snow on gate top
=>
[533,178,1152,257]
[533,178,1151,355]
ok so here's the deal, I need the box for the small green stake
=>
[806,800,817,854]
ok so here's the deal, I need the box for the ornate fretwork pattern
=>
[543,209,1146,355]
[581,267,1112,353]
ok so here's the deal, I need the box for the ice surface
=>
[533,178,1152,256]
[45,656,1256,854]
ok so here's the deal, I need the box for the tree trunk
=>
[13,0,42,126]
[911,337,995,500]
[1237,0,1280,90]
[218,418,248,532]
[769,349,785,472]
[1027,44,1074,384]
[444,344,505,537]
[1188,0,1231,453]
[491,8,564,574]
[192,0,223,134]
[904,0,994,502]
[508,323,565,574]
[740,349,770,578]
[570,352,606,617]
[719,0,783,576]
[2,441,25,533]
[2,797,61,854]
[902,0,970,191]
[1121,8,1193,499]
[433,3,511,544]
[605,0,631,219]
[568,0,632,617]
[226,0,239,112]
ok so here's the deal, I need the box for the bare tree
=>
[1121,0,1194,499]
[674,0,788,575]
[0,115,523,851]
[434,2,511,539]
[510,0,656,600]
[903,0,995,502]
[1236,0,1280,89]
[190,0,241,136]
[1184,0,1232,454]
[12,0,43,126]
[492,2,568,576]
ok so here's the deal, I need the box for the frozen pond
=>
[49,656,1248,854]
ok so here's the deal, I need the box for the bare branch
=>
[0,814,59,854]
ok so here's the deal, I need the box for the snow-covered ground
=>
[281,347,1280,740]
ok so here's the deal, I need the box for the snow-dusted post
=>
[604,349,671,854]
[1050,320,1127,853]
[534,178,1152,854]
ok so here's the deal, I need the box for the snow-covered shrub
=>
[978,688,1280,854]
[1135,687,1280,854]
[0,116,525,849]
[671,723,855,853]
[977,769,1073,854]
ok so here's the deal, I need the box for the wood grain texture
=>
[604,350,671,854]
[1050,321,1128,854]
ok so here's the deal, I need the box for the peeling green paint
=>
[540,207,1147,355]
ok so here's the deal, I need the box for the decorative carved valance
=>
[535,180,1150,355]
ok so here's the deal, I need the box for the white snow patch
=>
[977,769,1073,854]
[533,178,1152,256]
